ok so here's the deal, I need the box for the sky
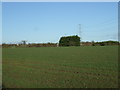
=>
[2,2,118,43]
[0,2,2,44]
[1,0,120,2]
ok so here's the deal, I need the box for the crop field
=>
[2,46,118,88]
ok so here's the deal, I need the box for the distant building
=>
[57,43,59,47]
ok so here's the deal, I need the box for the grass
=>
[0,47,2,87]
[2,46,118,88]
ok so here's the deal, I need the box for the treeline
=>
[82,41,119,46]
[2,40,119,48]
[27,43,58,47]
[2,43,58,48]
[93,41,119,46]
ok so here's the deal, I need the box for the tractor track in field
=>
[3,61,115,72]
[3,62,118,87]
[3,61,83,69]
[3,61,116,79]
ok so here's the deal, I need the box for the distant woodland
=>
[1,35,119,48]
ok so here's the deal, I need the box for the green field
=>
[2,46,118,88]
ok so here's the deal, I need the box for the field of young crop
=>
[2,46,118,88]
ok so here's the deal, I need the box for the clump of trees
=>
[59,35,80,46]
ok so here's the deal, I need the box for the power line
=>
[79,24,82,45]
[79,24,82,40]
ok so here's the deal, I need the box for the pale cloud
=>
[105,33,118,41]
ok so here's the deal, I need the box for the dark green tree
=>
[59,35,80,46]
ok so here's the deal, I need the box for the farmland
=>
[2,46,118,88]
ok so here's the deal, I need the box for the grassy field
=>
[2,46,118,88]
[0,48,2,88]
